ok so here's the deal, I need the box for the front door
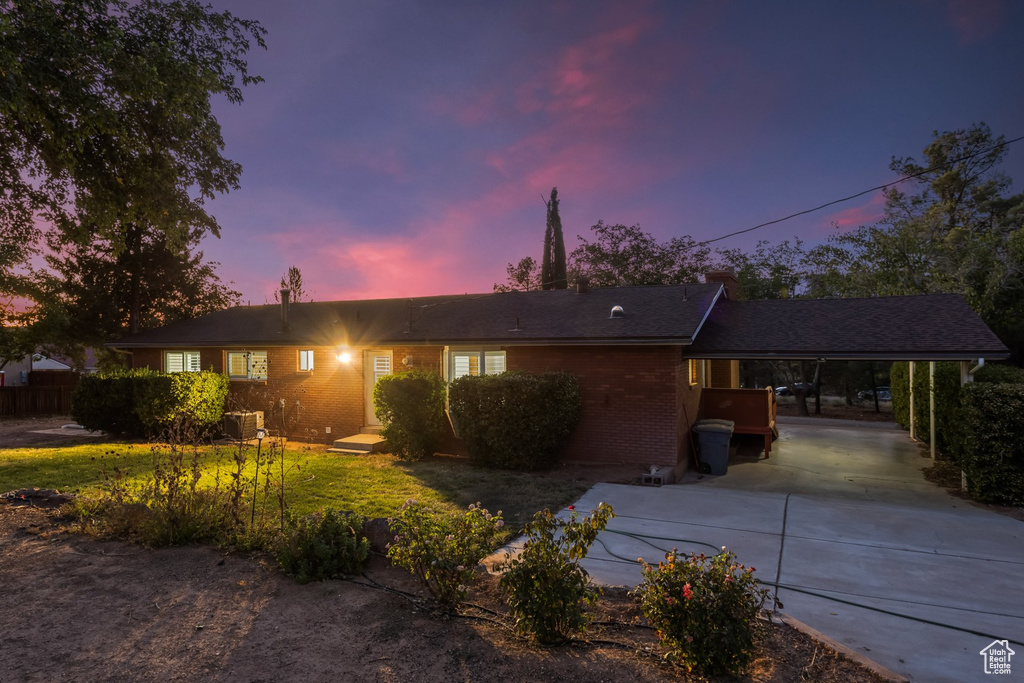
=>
[364,350,393,426]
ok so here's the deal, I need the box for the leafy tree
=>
[570,222,714,287]
[0,0,265,282]
[43,225,239,347]
[274,266,312,302]
[716,239,808,299]
[494,257,540,292]
[541,187,568,289]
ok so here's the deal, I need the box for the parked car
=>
[775,383,818,397]
[858,386,891,401]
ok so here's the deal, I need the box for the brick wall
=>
[709,359,739,388]
[132,345,444,443]
[507,345,697,470]
[131,343,704,465]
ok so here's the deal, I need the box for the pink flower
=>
[568,505,575,511]
[665,596,675,605]
[683,583,694,600]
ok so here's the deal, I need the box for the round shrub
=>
[448,370,581,470]
[387,501,503,613]
[373,370,447,460]
[634,548,772,676]
[499,503,614,644]
[276,509,371,584]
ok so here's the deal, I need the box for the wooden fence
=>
[0,386,74,416]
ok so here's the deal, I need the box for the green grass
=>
[0,439,588,530]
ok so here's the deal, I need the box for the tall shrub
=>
[889,361,965,456]
[955,383,1024,505]
[373,370,447,460]
[135,371,229,434]
[72,369,157,437]
[72,369,228,438]
[449,370,581,470]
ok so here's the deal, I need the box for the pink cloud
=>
[947,0,1006,45]
[821,192,887,234]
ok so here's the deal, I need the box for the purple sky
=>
[201,0,1024,303]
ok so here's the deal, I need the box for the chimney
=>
[704,269,741,300]
[576,275,590,294]
[280,288,291,332]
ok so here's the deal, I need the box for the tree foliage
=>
[43,224,239,345]
[0,0,266,270]
[813,124,1024,361]
[273,266,312,303]
[493,256,540,292]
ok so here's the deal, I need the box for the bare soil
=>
[775,400,896,423]
[0,505,892,683]
[0,415,104,448]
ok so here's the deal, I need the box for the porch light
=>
[337,349,352,363]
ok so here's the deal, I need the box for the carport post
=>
[909,361,915,441]
[929,361,936,460]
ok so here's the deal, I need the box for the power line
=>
[696,133,1024,246]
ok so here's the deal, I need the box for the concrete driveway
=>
[574,418,1024,683]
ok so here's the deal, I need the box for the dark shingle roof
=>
[112,284,723,348]
[687,294,1009,360]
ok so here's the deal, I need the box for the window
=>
[165,351,201,373]
[688,358,699,386]
[227,351,268,381]
[448,349,506,381]
[299,349,314,372]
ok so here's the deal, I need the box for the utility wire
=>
[695,133,1024,246]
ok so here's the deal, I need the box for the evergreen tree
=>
[541,188,568,289]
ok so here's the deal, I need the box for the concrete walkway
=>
[573,420,1024,683]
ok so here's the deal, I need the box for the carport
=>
[567,294,1018,681]
[687,293,1011,462]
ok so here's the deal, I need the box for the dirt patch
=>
[0,505,892,683]
[775,400,895,423]
[0,415,104,448]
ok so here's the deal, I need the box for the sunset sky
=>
[200,0,1024,303]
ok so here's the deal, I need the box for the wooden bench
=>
[700,387,778,458]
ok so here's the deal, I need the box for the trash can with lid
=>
[694,420,734,475]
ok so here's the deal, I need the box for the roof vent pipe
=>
[577,275,590,294]
[280,288,291,332]
[609,305,624,318]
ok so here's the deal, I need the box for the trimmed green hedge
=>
[957,383,1024,505]
[373,370,447,461]
[448,370,582,471]
[890,362,1024,455]
[72,370,229,438]
[72,369,154,437]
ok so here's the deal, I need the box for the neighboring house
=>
[111,272,1009,479]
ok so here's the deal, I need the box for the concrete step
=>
[327,433,388,454]
[360,426,382,435]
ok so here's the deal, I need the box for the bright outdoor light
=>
[337,350,352,363]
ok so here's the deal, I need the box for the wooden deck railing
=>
[700,387,778,457]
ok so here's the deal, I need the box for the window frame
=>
[298,349,314,372]
[445,347,506,382]
[164,350,201,374]
[226,350,268,381]
[688,358,699,386]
